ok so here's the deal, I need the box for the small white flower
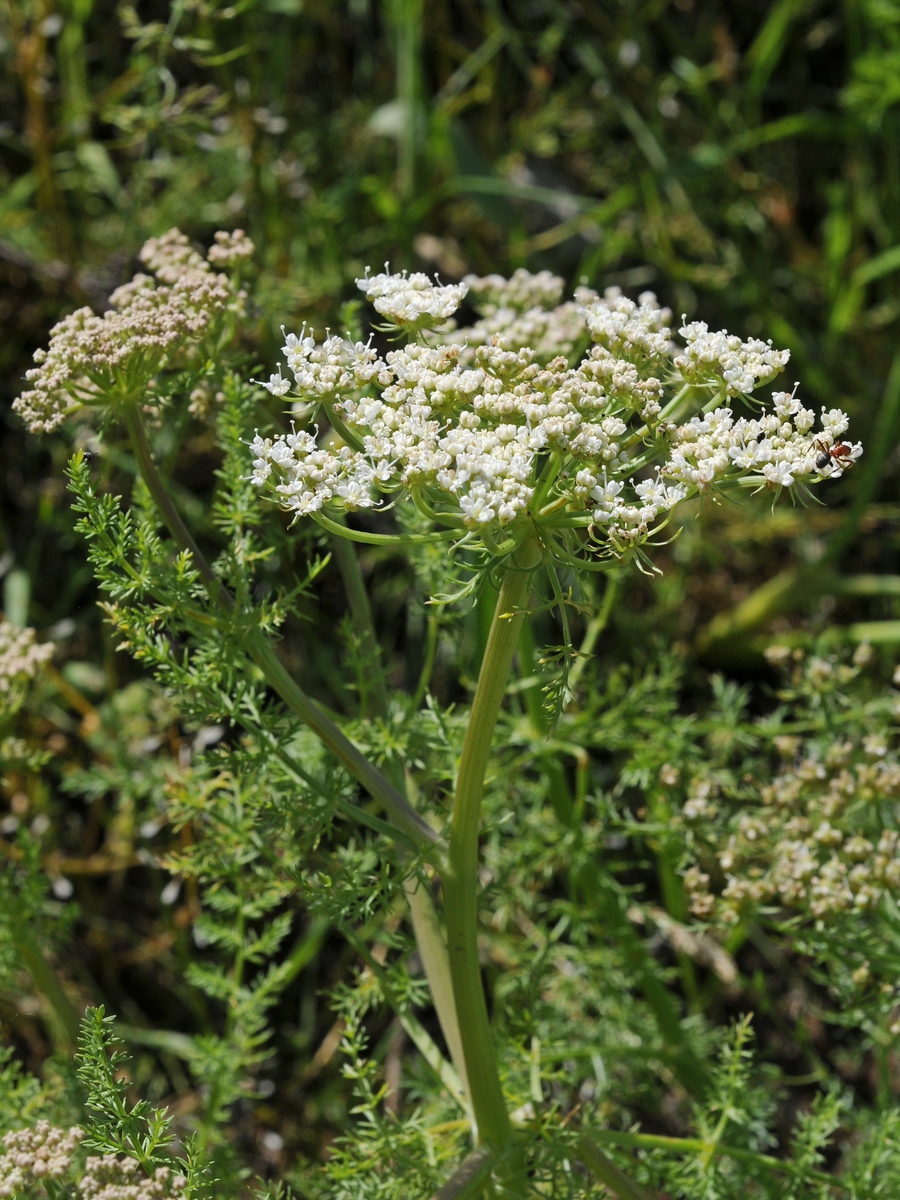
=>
[253,365,291,396]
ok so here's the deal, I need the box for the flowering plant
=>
[10,230,875,1199]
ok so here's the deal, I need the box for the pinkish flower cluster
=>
[79,1156,186,1200]
[14,229,251,433]
[0,1124,83,1196]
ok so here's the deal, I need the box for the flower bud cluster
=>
[0,618,53,701]
[251,266,859,563]
[206,228,255,268]
[15,229,252,433]
[0,1129,187,1200]
[0,1124,84,1196]
[578,287,673,365]
[80,1156,186,1200]
[683,735,900,924]
[465,268,566,314]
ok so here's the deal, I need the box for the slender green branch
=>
[567,571,619,695]
[324,519,469,1105]
[576,1136,653,1200]
[133,397,473,1127]
[442,536,542,1150]
[329,522,391,718]
[122,400,220,594]
[404,875,471,1112]
[321,398,367,453]
[406,611,440,717]
[586,1129,849,1191]
[344,928,466,1109]
[121,400,444,858]
[245,635,443,853]
[266,733,420,850]
[124,400,471,1135]
[312,508,460,545]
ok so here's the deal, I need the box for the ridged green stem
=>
[443,536,542,1152]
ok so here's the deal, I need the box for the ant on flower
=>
[814,439,858,473]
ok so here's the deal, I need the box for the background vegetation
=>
[3,1,900,1195]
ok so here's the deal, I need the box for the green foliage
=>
[76,1006,175,1170]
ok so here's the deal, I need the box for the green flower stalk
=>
[443,536,542,1149]
[246,264,859,1162]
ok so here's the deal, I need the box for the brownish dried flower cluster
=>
[14,229,252,434]
[0,1123,83,1196]
[0,1125,186,1200]
[79,1155,186,1200]
[684,734,900,923]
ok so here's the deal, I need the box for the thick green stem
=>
[121,400,442,858]
[443,536,542,1150]
[432,1146,498,1200]
[576,1137,653,1200]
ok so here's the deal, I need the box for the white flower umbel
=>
[579,287,673,366]
[251,266,860,567]
[357,266,468,331]
[449,269,591,363]
[674,320,790,396]
[15,229,252,433]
